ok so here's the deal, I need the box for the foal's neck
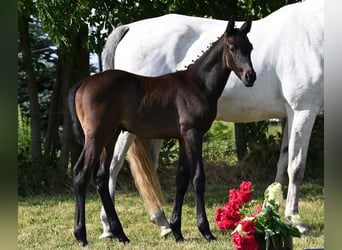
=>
[189,35,231,100]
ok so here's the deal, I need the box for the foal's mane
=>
[184,39,218,70]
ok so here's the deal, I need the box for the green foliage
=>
[18,106,62,196]
[203,121,237,166]
[253,198,301,249]
[237,122,281,181]
[37,1,92,48]
[18,106,31,165]
[159,121,237,167]
[237,0,299,19]
[159,139,178,166]
[306,115,324,181]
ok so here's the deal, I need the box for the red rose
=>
[229,189,241,202]
[232,232,243,250]
[217,219,236,230]
[224,200,241,213]
[240,220,256,235]
[240,181,253,193]
[240,192,252,203]
[241,235,258,250]
[222,204,242,224]
[239,181,253,203]
[214,208,223,222]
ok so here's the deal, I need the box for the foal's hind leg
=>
[95,133,129,243]
[73,140,104,247]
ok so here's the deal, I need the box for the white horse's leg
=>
[285,109,319,234]
[100,131,136,239]
[275,121,289,185]
[147,139,172,237]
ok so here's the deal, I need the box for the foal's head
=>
[224,18,256,87]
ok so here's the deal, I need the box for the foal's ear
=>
[240,18,252,34]
[225,17,235,35]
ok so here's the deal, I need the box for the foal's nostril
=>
[245,71,256,86]
[246,73,250,82]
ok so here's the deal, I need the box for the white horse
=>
[100,0,323,239]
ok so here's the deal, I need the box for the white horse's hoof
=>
[150,211,172,238]
[286,214,308,234]
[99,232,114,239]
[296,223,309,234]
[160,226,172,237]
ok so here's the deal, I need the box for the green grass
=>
[18,182,323,249]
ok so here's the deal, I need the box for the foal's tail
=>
[103,25,129,70]
[127,136,164,215]
[68,82,84,145]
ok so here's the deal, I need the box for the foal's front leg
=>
[185,132,216,242]
[171,129,215,242]
[170,143,190,242]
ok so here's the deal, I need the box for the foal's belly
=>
[120,110,181,139]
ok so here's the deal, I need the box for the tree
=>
[18,0,42,161]
[37,1,91,173]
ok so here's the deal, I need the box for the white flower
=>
[264,182,283,208]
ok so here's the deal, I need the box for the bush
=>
[18,106,31,172]
[159,121,237,168]
[18,106,61,196]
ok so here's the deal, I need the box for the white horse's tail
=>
[127,135,164,215]
[103,25,129,70]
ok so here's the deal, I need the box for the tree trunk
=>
[234,123,247,161]
[227,0,237,17]
[57,25,89,174]
[98,51,103,72]
[18,16,42,161]
[44,47,64,158]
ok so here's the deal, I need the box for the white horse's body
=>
[100,0,323,238]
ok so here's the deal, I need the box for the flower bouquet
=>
[214,181,301,250]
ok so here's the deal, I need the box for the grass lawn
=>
[18,181,323,249]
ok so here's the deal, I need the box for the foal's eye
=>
[229,46,236,54]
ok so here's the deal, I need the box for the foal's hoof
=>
[74,229,88,247]
[172,231,185,242]
[119,237,130,244]
[78,240,89,248]
[117,234,130,244]
[175,236,185,243]
[204,233,217,242]
[207,236,217,242]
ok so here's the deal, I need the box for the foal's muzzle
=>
[244,70,256,87]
